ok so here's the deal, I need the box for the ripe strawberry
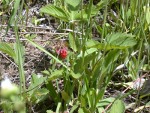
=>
[56,47,68,59]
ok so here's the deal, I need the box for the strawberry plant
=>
[0,0,149,113]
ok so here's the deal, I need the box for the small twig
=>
[1,24,84,35]
[62,29,83,35]
[102,102,113,113]
[0,37,68,41]
[10,31,69,35]
[0,24,54,30]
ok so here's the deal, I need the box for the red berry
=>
[56,48,67,59]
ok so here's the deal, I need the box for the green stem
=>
[14,0,26,112]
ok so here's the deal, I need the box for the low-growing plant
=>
[0,0,149,113]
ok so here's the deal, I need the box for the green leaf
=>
[61,91,70,102]
[78,108,84,113]
[78,48,97,58]
[9,0,20,24]
[73,2,105,21]
[82,108,91,113]
[97,107,105,113]
[109,99,125,113]
[48,69,64,80]
[143,6,150,30]
[96,88,106,103]
[25,34,37,40]
[93,43,128,50]
[85,48,98,56]
[33,88,49,103]
[71,71,82,79]
[86,39,131,50]
[103,50,120,69]
[80,96,87,107]
[144,6,150,24]
[56,102,61,113]
[96,97,115,107]
[146,101,150,107]
[28,74,46,95]
[69,10,80,20]
[86,39,99,48]
[40,4,69,22]
[65,0,81,11]
[0,42,16,59]
[70,104,79,113]
[73,10,87,21]
[69,32,77,52]
[87,33,136,50]
[14,42,25,65]
[146,10,150,24]
[46,81,61,103]
[87,0,93,20]
[90,58,103,85]
[97,50,120,85]
[42,70,50,76]
[46,110,54,113]
[87,88,96,109]
[106,32,136,47]
[63,0,81,21]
